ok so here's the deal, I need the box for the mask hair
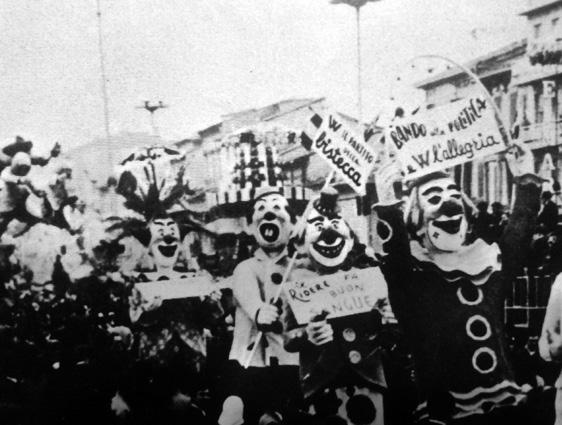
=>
[403,186,424,239]
[461,192,477,225]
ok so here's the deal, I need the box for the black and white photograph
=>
[1,0,562,424]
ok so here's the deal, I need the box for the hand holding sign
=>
[505,141,536,179]
[374,161,404,207]
[306,314,334,346]
[129,287,163,322]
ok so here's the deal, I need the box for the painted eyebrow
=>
[447,184,460,191]
[307,216,325,224]
[153,220,167,225]
[421,187,443,196]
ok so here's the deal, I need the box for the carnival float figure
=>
[372,136,542,424]
[219,186,301,425]
[110,147,226,424]
[0,136,62,233]
[283,186,388,425]
[0,140,138,424]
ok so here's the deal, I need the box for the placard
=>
[135,275,230,300]
[284,267,388,324]
[388,96,505,179]
[312,111,377,195]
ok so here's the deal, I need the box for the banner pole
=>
[408,54,513,147]
[241,170,336,369]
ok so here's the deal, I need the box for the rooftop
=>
[520,0,562,16]
[415,40,527,89]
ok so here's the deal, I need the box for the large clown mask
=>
[304,189,354,270]
[148,216,180,270]
[249,192,293,253]
[416,176,468,252]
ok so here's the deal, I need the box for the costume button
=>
[472,347,497,374]
[466,315,492,341]
[343,328,356,342]
[457,284,483,306]
[348,350,361,364]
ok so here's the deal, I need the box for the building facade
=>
[416,0,562,208]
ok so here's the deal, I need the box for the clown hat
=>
[312,186,340,218]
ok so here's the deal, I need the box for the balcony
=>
[519,121,561,147]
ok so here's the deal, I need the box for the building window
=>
[534,23,542,39]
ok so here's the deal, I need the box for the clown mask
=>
[304,206,354,270]
[148,216,180,270]
[249,193,293,251]
[417,177,468,252]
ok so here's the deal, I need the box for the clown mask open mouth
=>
[258,222,280,243]
[431,215,463,234]
[305,208,354,269]
[427,214,468,252]
[250,193,293,250]
[157,236,179,258]
[312,231,346,259]
[416,177,470,252]
[149,217,181,270]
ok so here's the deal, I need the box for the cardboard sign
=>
[312,111,377,195]
[135,274,230,300]
[388,96,505,179]
[284,267,388,325]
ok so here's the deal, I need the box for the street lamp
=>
[136,101,168,136]
[330,0,382,123]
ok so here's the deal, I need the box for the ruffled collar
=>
[410,238,501,285]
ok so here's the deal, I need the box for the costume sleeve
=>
[232,261,262,323]
[372,204,415,289]
[500,176,541,284]
[539,275,562,361]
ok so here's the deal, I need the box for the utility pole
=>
[136,101,168,136]
[95,0,115,214]
[96,0,111,144]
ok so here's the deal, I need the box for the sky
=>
[0,0,529,152]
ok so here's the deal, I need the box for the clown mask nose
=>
[320,227,340,245]
[263,212,277,221]
[439,200,463,217]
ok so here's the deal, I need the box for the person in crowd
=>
[471,200,493,243]
[372,139,543,424]
[219,187,301,425]
[112,212,226,425]
[283,187,389,425]
[539,273,562,425]
[489,201,509,243]
[538,191,559,235]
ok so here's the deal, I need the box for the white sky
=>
[0,0,529,152]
